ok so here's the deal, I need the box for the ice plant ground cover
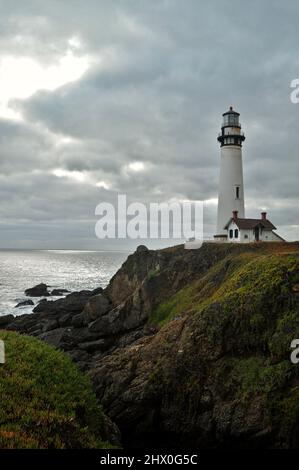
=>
[0,331,114,449]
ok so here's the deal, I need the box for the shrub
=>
[0,330,112,449]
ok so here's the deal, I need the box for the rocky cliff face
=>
[3,242,299,448]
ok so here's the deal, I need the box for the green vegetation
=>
[147,267,160,280]
[149,284,194,326]
[147,245,299,446]
[0,331,112,449]
[214,356,293,399]
[269,386,299,445]
[149,252,299,337]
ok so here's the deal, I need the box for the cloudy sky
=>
[0,0,298,250]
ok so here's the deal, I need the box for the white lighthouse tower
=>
[214,107,245,240]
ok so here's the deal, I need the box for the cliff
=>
[3,241,299,448]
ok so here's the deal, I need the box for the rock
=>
[51,288,70,296]
[101,413,122,447]
[78,338,111,353]
[27,323,44,334]
[41,319,59,333]
[136,245,149,253]
[91,287,104,296]
[58,313,72,327]
[66,349,90,363]
[6,313,40,332]
[88,242,299,449]
[82,294,111,322]
[28,329,43,337]
[88,304,124,336]
[25,283,50,297]
[89,284,151,336]
[114,328,150,349]
[0,314,14,327]
[38,327,70,348]
[65,349,91,371]
[33,290,93,316]
[105,248,165,306]
[15,299,34,308]
[71,312,87,328]
[60,327,101,348]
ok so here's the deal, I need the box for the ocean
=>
[0,250,129,317]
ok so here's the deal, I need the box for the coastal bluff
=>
[2,241,299,448]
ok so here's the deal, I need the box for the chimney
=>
[261,212,267,220]
[233,210,238,220]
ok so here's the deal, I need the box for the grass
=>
[144,243,299,447]
[214,356,293,400]
[149,251,299,329]
[0,330,114,449]
[149,284,195,326]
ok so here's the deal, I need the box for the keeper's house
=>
[224,210,285,243]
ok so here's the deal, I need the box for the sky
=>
[0,0,298,250]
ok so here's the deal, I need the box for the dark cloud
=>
[0,0,298,248]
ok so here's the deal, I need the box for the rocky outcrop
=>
[24,284,71,299]
[25,283,50,297]
[51,288,70,296]
[5,269,158,370]
[88,243,299,448]
[0,314,14,327]
[15,299,34,308]
[2,241,299,448]
[82,294,111,322]
[33,289,102,315]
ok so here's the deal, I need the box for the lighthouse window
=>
[223,113,239,127]
[228,115,238,126]
[235,186,240,199]
[235,229,239,238]
[229,229,233,239]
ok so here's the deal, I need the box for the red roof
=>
[224,217,277,231]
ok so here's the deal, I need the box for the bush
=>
[0,330,112,449]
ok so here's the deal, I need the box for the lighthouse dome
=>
[222,106,240,127]
[217,106,245,147]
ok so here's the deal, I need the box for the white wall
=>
[224,127,241,136]
[216,145,245,235]
[226,221,283,243]
[227,220,241,242]
[261,230,283,242]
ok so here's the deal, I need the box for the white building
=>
[224,210,284,243]
[214,107,284,243]
[215,106,245,240]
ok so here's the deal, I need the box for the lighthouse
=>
[185,106,284,248]
[214,107,245,240]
